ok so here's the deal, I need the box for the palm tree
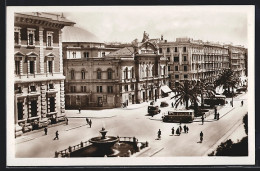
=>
[196,79,216,107]
[171,80,199,109]
[215,69,239,96]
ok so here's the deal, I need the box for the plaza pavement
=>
[14,92,248,158]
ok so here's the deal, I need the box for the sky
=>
[63,6,250,46]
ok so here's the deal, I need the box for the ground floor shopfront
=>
[14,79,66,137]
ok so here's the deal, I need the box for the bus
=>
[162,109,194,123]
[204,95,226,106]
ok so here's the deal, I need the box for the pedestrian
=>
[200,131,204,143]
[179,125,182,133]
[201,115,204,125]
[53,130,59,140]
[157,129,161,139]
[65,117,68,125]
[79,107,81,114]
[184,125,187,133]
[217,113,220,120]
[44,127,48,135]
[86,118,89,125]
[241,100,244,106]
[89,119,92,128]
[186,126,189,133]
[176,128,180,136]
[171,127,175,135]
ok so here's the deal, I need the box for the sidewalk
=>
[65,109,117,118]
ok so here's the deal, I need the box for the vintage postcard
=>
[6,5,255,166]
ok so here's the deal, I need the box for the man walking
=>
[200,131,204,143]
[53,130,59,140]
[157,129,161,140]
[89,119,92,128]
[183,125,187,133]
[171,127,175,135]
[241,100,244,106]
[186,126,189,133]
[44,127,48,135]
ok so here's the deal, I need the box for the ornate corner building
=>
[63,30,170,109]
[14,12,74,137]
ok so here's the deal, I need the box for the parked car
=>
[160,101,169,107]
[148,105,161,115]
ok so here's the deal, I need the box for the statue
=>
[142,31,149,43]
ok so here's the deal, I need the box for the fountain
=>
[88,127,119,155]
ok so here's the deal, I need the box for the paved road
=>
[15,92,248,158]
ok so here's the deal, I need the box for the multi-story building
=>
[159,37,232,90]
[14,12,74,137]
[63,31,170,109]
[225,44,247,84]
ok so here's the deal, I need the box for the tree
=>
[196,79,216,107]
[171,80,199,109]
[214,69,239,96]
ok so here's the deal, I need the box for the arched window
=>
[81,70,85,79]
[97,69,102,79]
[71,70,75,79]
[107,69,112,79]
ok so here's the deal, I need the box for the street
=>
[15,92,248,158]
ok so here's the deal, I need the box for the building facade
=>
[14,12,74,137]
[63,31,170,109]
[159,37,246,90]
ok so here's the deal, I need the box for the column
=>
[27,60,30,76]
[60,80,65,114]
[20,60,23,74]
[39,27,44,73]
[41,83,47,118]
[59,30,63,73]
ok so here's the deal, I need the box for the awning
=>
[161,85,172,93]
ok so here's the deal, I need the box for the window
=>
[125,68,128,79]
[81,86,86,92]
[72,52,76,58]
[83,52,89,58]
[168,66,171,71]
[107,69,112,79]
[48,61,53,73]
[97,86,102,93]
[102,52,105,57]
[124,85,128,91]
[183,47,186,52]
[46,31,53,47]
[184,74,188,78]
[159,48,162,53]
[17,102,23,120]
[49,84,54,89]
[97,69,102,79]
[29,61,35,74]
[14,32,19,44]
[183,56,187,61]
[167,57,170,61]
[49,97,55,112]
[18,87,22,93]
[28,34,34,45]
[174,57,179,62]
[175,75,179,79]
[71,70,75,79]
[15,61,20,75]
[175,66,178,71]
[131,84,134,90]
[184,65,188,72]
[167,48,170,53]
[30,86,36,92]
[107,86,113,93]
[174,47,177,52]
[30,100,37,117]
[14,27,21,45]
[70,86,76,92]
[81,70,85,79]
